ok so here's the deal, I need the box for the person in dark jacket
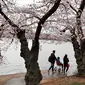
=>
[63,54,69,74]
[48,50,56,74]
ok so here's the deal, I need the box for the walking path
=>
[4,70,69,85]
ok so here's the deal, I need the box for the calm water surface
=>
[0,40,77,75]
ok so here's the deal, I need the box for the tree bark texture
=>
[71,0,85,76]
[25,40,42,85]
[17,30,42,85]
[71,37,85,76]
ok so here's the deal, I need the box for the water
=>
[0,40,77,75]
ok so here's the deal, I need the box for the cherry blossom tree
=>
[0,0,85,85]
[58,0,85,76]
[0,0,61,85]
[67,0,85,76]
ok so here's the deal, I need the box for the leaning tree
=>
[68,0,85,76]
[61,0,85,76]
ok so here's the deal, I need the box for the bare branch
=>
[2,0,9,10]
[0,4,20,33]
[35,0,61,41]
[20,21,38,28]
[0,24,5,38]
[66,1,78,13]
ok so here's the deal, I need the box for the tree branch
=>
[66,1,78,13]
[2,0,9,10]
[34,0,61,41]
[0,4,19,33]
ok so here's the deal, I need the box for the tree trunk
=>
[79,39,85,76]
[70,0,85,76]
[72,38,85,76]
[25,40,42,85]
[71,36,83,75]
[71,17,85,76]
[17,30,42,85]
[71,20,85,76]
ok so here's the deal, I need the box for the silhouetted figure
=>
[63,54,69,74]
[56,57,63,71]
[48,50,56,74]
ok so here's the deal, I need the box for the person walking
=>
[63,54,69,74]
[48,50,56,74]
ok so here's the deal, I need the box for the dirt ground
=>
[0,73,25,85]
[0,72,85,85]
[40,76,85,85]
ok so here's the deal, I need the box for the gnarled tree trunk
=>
[71,0,85,76]
[17,30,42,85]
[25,40,42,85]
[0,0,61,84]
[17,0,61,84]
[71,36,85,76]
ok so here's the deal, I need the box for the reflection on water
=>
[0,40,77,75]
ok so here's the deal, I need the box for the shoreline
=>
[0,71,85,85]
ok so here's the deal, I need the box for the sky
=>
[15,0,33,6]
[15,0,39,6]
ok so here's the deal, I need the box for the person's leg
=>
[66,64,69,72]
[61,63,63,71]
[48,63,52,71]
[59,63,63,71]
[66,67,68,72]
[51,63,54,73]
[64,65,66,74]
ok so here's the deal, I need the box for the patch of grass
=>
[71,82,85,85]
[57,82,85,85]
